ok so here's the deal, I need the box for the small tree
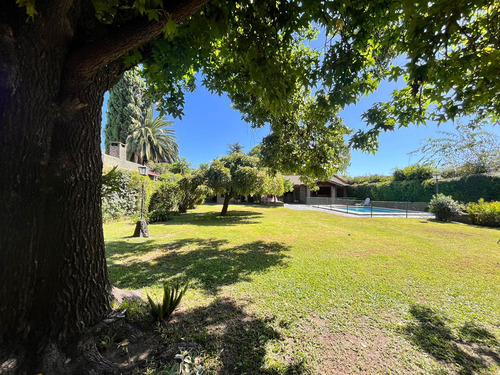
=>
[206,152,262,216]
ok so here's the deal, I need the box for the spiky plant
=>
[147,280,189,321]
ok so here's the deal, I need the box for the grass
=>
[105,204,500,374]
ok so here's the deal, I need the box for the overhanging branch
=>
[64,0,209,79]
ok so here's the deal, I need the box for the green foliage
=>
[412,122,500,173]
[101,168,137,222]
[149,168,210,214]
[148,210,174,223]
[102,168,157,222]
[429,194,461,221]
[126,106,179,164]
[17,0,500,181]
[347,174,392,184]
[153,158,192,175]
[349,173,500,203]
[467,199,500,228]
[178,170,211,213]
[227,142,244,155]
[393,165,434,181]
[147,280,189,321]
[283,177,294,193]
[149,182,182,213]
[104,67,150,153]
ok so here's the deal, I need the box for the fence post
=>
[371,204,373,217]
[406,201,409,218]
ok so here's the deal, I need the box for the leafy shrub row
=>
[348,173,500,203]
[467,199,500,227]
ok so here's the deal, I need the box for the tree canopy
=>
[12,0,499,180]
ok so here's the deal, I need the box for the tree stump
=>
[133,220,149,238]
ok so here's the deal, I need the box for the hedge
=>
[348,173,500,203]
[102,168,156,222]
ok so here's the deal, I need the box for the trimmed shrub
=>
[467,199,500,227]
[149,182,182,213]
[149,210,174,223]
[429,194,461,221]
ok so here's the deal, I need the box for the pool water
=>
[336,206,406,213]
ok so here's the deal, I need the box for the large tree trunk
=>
[0,5,114,372]
[0,0,209,372]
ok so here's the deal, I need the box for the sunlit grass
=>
[105,204,500,374]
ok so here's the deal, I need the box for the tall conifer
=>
[104,67,150,153]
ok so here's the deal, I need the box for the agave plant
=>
[147,280,190,321]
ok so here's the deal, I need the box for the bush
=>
[467,199,500,227]
[149,182,182,212]
[102,168,137,222]
[149,209,174,223]
[429,194,461,221]
[101,168,157,222]
[393,164,434,181]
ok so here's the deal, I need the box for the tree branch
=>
[64,0,209,79]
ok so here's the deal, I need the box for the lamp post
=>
[133,165,150,238]
[433,172,442,195]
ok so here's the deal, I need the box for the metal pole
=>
[140,181,145,220]
[371,204,373,217]
[406,201,409,218]
[436,180,439,195]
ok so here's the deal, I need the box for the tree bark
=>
[0,1,209,371]
[220,194,233,216]
[0,19,113,373]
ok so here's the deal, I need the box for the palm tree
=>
[126,106,179,164]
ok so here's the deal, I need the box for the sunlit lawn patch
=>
[105,204,500,374]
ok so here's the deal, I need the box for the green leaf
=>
[16,0,37,18]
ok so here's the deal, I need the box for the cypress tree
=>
[104,67,150,153]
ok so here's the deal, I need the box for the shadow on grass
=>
[160,297,306,375]
[401,304,500,374]
[107,238,290,294]
[155,210,264,227]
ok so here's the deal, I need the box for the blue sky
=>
[100,79,499,177]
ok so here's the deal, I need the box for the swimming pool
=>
[335,206,405,213]
[315,204,434,217]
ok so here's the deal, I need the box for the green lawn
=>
[104,204,500,374]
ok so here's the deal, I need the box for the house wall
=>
[102,153,142,172]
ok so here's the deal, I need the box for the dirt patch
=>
[308,315,417,374]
